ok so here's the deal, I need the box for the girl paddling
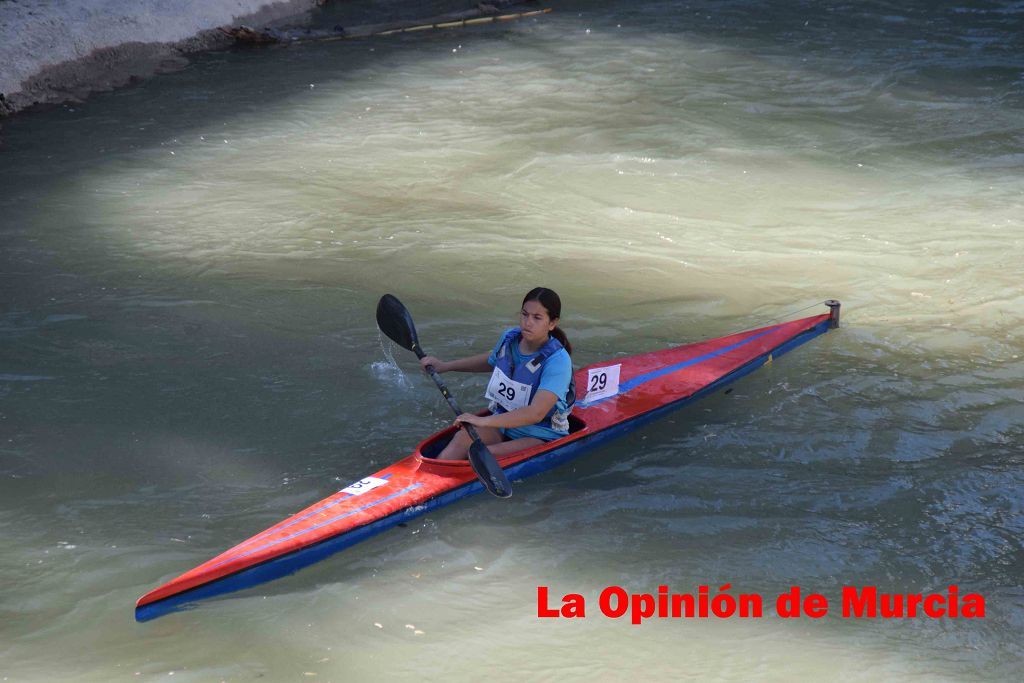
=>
[419,287,575,460]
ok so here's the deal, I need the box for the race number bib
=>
[586,364,621,402]
[485,367,532,412]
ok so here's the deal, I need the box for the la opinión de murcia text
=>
[537,585,985,624]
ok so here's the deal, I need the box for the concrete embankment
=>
[0,0,321,116]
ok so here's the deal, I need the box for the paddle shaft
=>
[375,293,511,497]
[411,343,487,439]
[411,342,512,497]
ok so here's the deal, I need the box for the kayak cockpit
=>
[414,414,589,474]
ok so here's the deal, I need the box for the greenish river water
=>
[1,0,1022,680]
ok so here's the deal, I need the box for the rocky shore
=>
[0,0,322,117]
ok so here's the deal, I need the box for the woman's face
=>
[519,300,558,345]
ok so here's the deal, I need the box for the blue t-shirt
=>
[487,328,573,441]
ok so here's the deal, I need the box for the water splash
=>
[371,331,413,389]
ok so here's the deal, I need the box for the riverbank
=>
[0,0,321,117]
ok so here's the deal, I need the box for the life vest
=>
[486,329,575,433]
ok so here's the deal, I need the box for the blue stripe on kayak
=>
[207,482,423,570]
[577,326,778,408]
[230,473,395,551]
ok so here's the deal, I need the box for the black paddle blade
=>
[376,294,419,353]
[469,440,513,498]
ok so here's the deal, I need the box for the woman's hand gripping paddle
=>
[376,294,513,498]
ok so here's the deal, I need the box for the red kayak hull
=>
[136,309,835,618]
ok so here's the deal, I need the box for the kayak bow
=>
[135,301,840,621]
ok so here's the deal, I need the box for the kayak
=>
[135,301,840,621]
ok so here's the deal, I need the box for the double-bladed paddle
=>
[376,294,513,498]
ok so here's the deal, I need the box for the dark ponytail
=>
[549,326,572,356]
[522,287,572,355]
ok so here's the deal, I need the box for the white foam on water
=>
[371,333,413,390]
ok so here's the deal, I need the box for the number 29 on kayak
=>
[586,364,621,402]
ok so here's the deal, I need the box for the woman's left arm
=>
[455,390,558,429]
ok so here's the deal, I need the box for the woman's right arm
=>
[419,352,492,374]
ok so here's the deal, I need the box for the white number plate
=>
[586,364,621,402]
[341,476,388,496]
[484,366,532,412]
